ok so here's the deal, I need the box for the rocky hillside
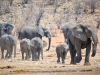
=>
[0,0,100,35]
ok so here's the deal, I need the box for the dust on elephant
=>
[56,44,69,63]
[0,34,17,60]
[61,23,75,43]
[0,23,14,37]
[67,24,98,65]
[30,37,47,61]
[18,25,51,51]
[20,38,31,60]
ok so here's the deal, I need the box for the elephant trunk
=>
[91,33,98,57]
[91,43,97,57]
[46,38,51,51]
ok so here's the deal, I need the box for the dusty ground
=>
[0,30,100,75]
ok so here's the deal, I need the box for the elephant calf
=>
[30,37,47,61]
[56,44,69,63]
[0,34,17,60]
[20,38,31,60]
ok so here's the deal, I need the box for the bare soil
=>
[0,30,100,75]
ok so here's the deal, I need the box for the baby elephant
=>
[56,44,69,63]
[30,37,47,61]
[20,38,31,60]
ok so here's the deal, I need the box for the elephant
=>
[20,38,31,60]
[61,23,75,43]
[67,24,98,65]
[0,23,14,37]
[30,37,47,61]
[0,34,17,60]
[56,44,69,63]
[18,25,51,51]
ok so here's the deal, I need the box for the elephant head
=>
[39,26,51,51]
[71,24,98,57]
[0,23,13,37]
[61,23,75,43]
[4,23,14,34]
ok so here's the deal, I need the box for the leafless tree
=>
[82,0,99,14]
[0,0,11,15]
[35,0,44,26]
[95,16,100,29]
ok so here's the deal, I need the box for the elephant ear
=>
[4,24,14,34]
[71,26,87,41]
[37,26,44,37]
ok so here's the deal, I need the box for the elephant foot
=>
[70,61,76,65]
[57,60,60,63]
[32,59,35,61]
[22,58,24,60]
[84,62,91,66]
[25,57,29,60]
[74,56,82,63]
[46,49,49,51]
[29,56,31,58]
[1,57,4,59]
[62,61,65,64]
[32,59,38,61]
[5,56,9,59]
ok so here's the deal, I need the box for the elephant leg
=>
[84,43,91,65]
[1,49,4,59]
[69,46,76,64]
[37,50,40,60]
[7,47,13,61]
[61,53,65,64]
[5,50,9,59]
[57,52,60,63]
[10,47,13,58]
[28,50,31,58]
[74,44,82,63]
[40,48,43,60]
[25,51,28,60]
[31,48,36,61]
[22,52,24,60]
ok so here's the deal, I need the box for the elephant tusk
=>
[92,41,94,44]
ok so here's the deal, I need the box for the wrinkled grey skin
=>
[20,38,31,60]
[61,23,75,43]
[30,37,47,61]
[56,44,69,63]
[0,34,17,60]
[0,23,14,37]
[67,24,98,65]
[18,25,51,51]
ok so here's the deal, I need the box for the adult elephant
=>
[67,24,98,65]
[0,34,17,60]
[61,23,75,43]
[0,23,14,37]
[18,25,51,51]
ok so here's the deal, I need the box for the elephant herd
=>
[0,23,99,65]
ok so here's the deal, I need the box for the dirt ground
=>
[0,30,100,75]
